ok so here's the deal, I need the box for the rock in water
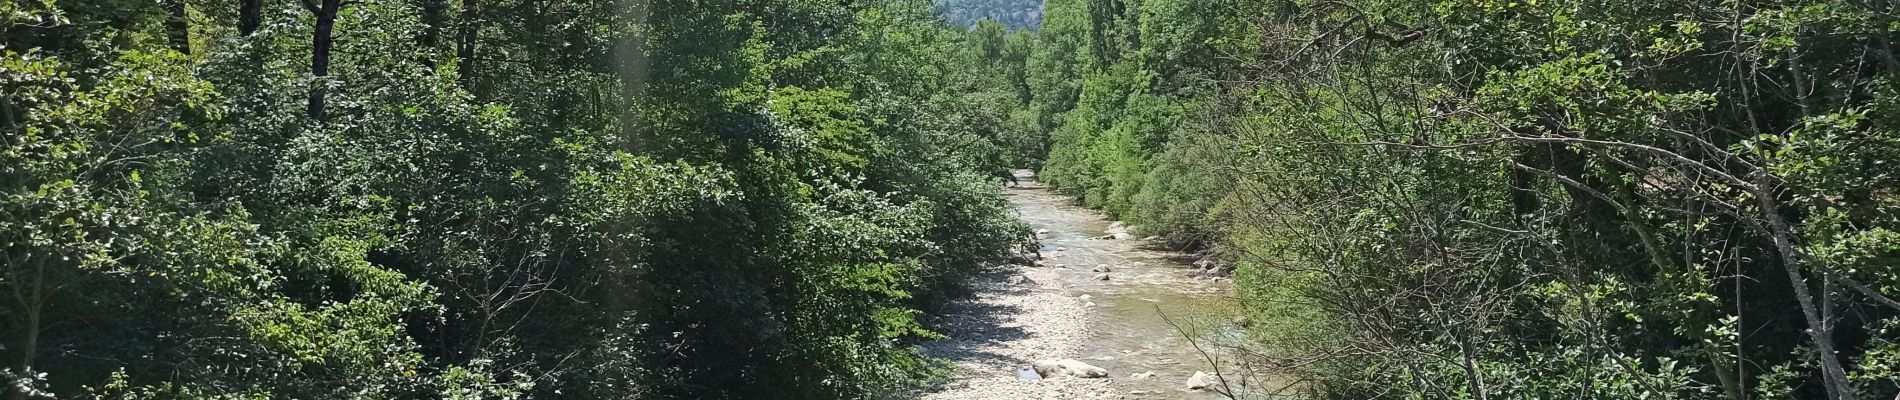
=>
[1196,262,1236,279]
[1061,360,1109,378]
[1007,275,1036,286]
[1032,359,1110,379]
[1094,273,1111,281]
[1130,371,1156,380]
[1092,264,1113,272]
[1111,232,1134,240]
[1186,371,1217,390]
[1232,315,1254,327]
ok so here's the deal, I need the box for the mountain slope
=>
[936,0,1042,29]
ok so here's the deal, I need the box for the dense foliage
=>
[1007,0,1900,398]
[0,0,1030,398]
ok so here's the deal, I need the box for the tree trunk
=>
[309,0,340,122]
[418,0,448,68]
[239,0,261,36]
[1756,180,1854,400]
[7,256,45,400]
[0,94,15,132]
[456,0,477,89]
[164,0,191,54]
[1712,348,1747,400]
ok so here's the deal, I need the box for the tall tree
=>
[163,0,190,53]
[239,0,261,35]
[456,0,476,88]
[303,0,341,121]
[417,0,447,68]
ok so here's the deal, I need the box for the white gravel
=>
[917,262,1121,399]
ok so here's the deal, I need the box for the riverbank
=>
[917,255,1115,399]
[918,171,1246,399]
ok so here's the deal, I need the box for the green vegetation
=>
[1009,0,1900,398]
[16,0,1900,397]
[1,0,1032,398]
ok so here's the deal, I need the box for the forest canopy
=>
[1,0,1031,398]
[1008,0,1900,398]
[15,0,1900,398]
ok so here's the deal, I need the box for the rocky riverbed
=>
[917,171,1252,400]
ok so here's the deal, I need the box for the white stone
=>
[1186,371,1218,390]
[1032,359,1110,379]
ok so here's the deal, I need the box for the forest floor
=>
[917,171,1247,400]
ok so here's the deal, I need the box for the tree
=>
[303,0,343,121]
[2,0,1034,398]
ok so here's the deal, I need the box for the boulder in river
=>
[1094,273,1112,281]
[1186,371,1218,390]
[1196,263,1235,278]
[1033,359,1109,378]
[1129,371,1156,380]
[1035,228,1051,236]
[1092,264,1113,273]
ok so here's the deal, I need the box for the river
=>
[920,170,1260,399]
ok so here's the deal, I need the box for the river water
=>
[1005,171,1260,398]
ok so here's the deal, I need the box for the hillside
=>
[936,0,1043,29]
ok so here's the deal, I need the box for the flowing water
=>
[1005,171,1257,398]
